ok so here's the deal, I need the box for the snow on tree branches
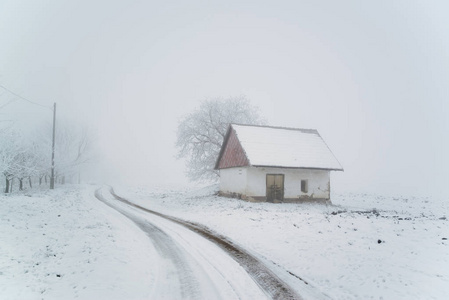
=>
[1,121,95,193]
[176,96,265,182]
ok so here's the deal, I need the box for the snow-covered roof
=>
[229,124,343,171]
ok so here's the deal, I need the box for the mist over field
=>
[1,1,448,197]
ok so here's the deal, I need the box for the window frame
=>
[301,179,308,193]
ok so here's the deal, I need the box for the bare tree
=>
[13,144,39,190]
[176,96,265,181]
[0,129,15,193]
[34,121,95,185]
[1,107,96,191]
[0,128,27,192]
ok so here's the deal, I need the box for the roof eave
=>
[252,165,344,171]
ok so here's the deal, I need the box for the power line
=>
[0,83,53,110]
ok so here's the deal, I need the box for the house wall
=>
[246,167,330,200]
[219,167,248,195]
[219,166,331,201]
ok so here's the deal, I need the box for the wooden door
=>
[266,174,284,202]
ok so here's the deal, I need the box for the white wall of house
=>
[246,167,330,199]
[219,167,248,195]
[220,166,330,200]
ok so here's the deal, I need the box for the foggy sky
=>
[1,1,448,197]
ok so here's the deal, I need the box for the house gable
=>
[215,127,250,169]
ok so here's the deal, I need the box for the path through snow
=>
[96,187,276,300]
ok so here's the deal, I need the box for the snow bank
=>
[115,185,449,300]
[0,185,156,300]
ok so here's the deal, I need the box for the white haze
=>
[1,1,448,197]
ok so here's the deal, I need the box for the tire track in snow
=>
[95,188,202,299]
[103,187,303,300]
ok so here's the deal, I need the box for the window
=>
[301,180,308,193]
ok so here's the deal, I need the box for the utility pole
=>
[50,102,56,189]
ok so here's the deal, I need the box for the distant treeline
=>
[1,121,94,193]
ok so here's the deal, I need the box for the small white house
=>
[215,124,343,202]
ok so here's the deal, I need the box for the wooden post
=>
[50,103,56,189]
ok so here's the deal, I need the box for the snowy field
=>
[1,184,448,299]
[0,185,156,300]
[114,185,449,300]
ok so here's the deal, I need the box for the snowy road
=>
[95,187,302,300]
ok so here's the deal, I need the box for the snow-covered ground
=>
[1,184,448,299]
[0,185,156,300]
[114,185,449,300]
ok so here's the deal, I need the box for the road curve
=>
[95,186,302,300]
[95,187,268,299]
